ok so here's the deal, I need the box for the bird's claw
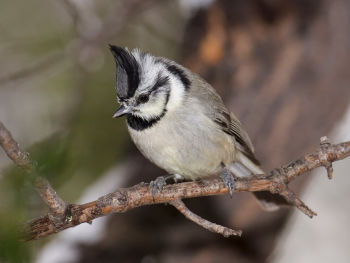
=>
[150,176,167,198]
[221,169,235,198]
[150,174,184,200]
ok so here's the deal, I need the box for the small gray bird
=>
[110,45,278,211]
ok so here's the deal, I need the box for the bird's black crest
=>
[109,45,140,99]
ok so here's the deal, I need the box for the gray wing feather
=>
[214,111,260,165]
[187,73,260,165]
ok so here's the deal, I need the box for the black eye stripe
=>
[154,75,169,89]
[155,59,191,91]
[150,74,169,93]
[134,74,169,105]
[165,64,190,90]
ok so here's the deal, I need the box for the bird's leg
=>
[220,165,236,198]
[150,174,184,198]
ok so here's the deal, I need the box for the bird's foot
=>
[150,174,184,199]
[151,176,166,198]
[221,168,236,198]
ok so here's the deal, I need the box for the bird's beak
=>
[113,105,130,118]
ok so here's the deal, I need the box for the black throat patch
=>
[127,87,170,131]
[126,110,166,131]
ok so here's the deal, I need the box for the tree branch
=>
[1,121,349,240]
[169,199,242,237]
[0,52,62,86]
[0,121,67,225]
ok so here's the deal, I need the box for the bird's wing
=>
[189,73,260,165]
[213,109,260,165]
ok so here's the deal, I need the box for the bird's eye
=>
[137,94,149,104]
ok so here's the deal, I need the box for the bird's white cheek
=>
[137,98,165,119]
[166,75,185,111]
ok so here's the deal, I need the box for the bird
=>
[109,45,279,211]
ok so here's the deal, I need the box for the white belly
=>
[128,111,236,180]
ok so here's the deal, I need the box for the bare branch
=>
[23,137,349,240]
[170,199,242,237]
[0,52,62,86]
[0,121,67,223]
[0,121,32,171]
[278,187,317,218]
[1,121,350,240]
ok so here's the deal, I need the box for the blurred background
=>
[0,0,350,262]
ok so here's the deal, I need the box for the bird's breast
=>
[128,111,236,180]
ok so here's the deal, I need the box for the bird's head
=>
[109,45,190,129]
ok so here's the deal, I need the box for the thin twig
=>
[279,187,317,218]
[0,121,32,171]
[170,199,242,237]
[0,52,62,86]
[0,121,67,224]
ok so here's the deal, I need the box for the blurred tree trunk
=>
[77,0,350,262]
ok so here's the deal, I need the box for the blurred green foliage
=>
[0,0,183,262]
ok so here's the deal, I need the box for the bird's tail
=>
[229,151,283,211]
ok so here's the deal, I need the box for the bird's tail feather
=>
[229,152,281,212]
